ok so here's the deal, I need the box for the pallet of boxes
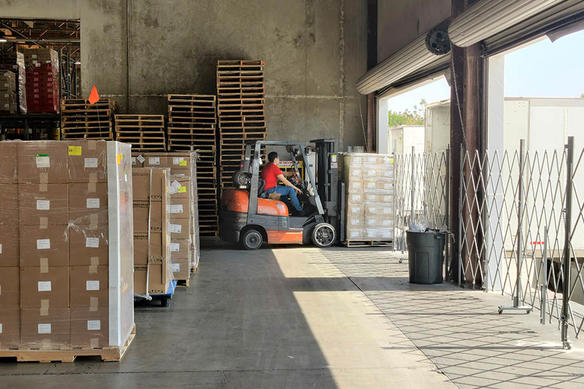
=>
[342,153,394,247]
[133,152,199,286]
[132,166,174,300]
[0,140,135,362]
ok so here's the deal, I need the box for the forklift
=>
[219,139,341,249]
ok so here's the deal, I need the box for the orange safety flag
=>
[88,85,100,104]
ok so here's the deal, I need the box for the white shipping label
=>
[0,323,3,333]
[170,243,180,252]
[173,157,183,165]
[38,281,52,292]
[86,280,100,291]
[131,157,136,165]
[87,320,101,331]
[169,180,181,194]
[137,155,145,163]
[168,204,184,214]
[172,263,180,272]
[148,157,160,165]
[86,198,100,208]
[169,224,182,233]
[37,239,51,250]
[38,323,52,334]
[84,158,98,168]
[36,200,50,210]
[36,156,50,168]
[86,237,100,248]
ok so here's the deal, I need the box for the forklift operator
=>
[261,151,303,212]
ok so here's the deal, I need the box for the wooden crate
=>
[115,114,166,151]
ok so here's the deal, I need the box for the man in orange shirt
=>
[261,151,303,212]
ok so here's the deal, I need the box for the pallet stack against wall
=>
[167,94,218,236]
[217,60,267,189]
[61,98,117,140]
[115,114,166,151]
[0,140,134,362]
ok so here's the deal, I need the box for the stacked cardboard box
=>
[0,71,18,113]
[343,153,394,245]
[21,49,59,113]
[132,152,200,277]
[132,167,173,296]
[0,52,27,113]
[0,140,134,357]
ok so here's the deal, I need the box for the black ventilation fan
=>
[426,28,451,55]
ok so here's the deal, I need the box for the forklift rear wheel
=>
[241,228,264,250]
[312,223,335,248]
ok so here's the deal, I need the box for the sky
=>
[385,29,584,113]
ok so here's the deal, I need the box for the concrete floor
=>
[2,246,584,388]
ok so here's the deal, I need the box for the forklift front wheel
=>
[312,223,336,248]
[241,228,264,250]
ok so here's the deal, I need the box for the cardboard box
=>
[168,196,190,219]
[20,224,69,267]
[17,141,68,184]
[133,153,193,176]
[132,168,167,202]
[133,203,149,234]
[18,183,68,226]
[0,184,18,222]
[69,266,108,309]
[170,238,192,262]
[169,217,191,239]
[67,140,108,183]
[20,308,70,349]
[68,183,108,227]
[69,227,109,266]
[0,224,19,267]
[134,266,148,295]
[70,308,109,348]
[0,309,20,348]
[134,263,171,295]
[171,257,189,281]
[133,234,149,266]
[0,142,17,183]
[20,266,69,308]
[0,267,19,308]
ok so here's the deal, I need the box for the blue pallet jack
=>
[134,280,177,307]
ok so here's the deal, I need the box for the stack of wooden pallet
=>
[61,98,117,140]
[115,114,166,151]
[167,94,219,236]
[217,60,267,189]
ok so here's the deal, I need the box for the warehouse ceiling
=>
[0,18,80,60]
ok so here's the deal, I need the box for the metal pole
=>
[410,146,415,225]
[445,148,450,280]
[499,139,531,314]
[458,146,464,287]
[541,226,548,325]
[561,136,574,349]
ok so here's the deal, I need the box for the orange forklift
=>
[219,140,340,249]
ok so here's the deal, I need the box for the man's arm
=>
[277,174,302,193]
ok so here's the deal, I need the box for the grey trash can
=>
[406,230,445,284]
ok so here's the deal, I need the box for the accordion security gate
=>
[394,138,584,346]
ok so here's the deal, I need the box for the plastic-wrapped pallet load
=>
[343,153,394,246]
[132,152,200,276]
[0,140,134,361]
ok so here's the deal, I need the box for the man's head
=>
[268,151,279,164]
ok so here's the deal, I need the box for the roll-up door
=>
[356,35,447,95]
[483,0,584,55]
[448,0,563,47]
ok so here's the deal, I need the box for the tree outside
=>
[388,99,427,127]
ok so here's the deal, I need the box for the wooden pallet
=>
[344,240,394,248]
[176,278,190,288]
[0,326,135,363]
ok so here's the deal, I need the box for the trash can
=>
[406,230,445,284]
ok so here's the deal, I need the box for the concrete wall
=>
[1,0,368,148]
[377,0,451,62]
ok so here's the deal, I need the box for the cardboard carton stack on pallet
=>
[133,152,200,279]
[132,168,173,296]
[0,52,27,113]
[0,71,18,113]
[21,49,59,113]
[115,114,166,151]
[167,94,219,236]
[0,140,134,362]
[343,153,394,247]
[61,98,117,140]
[217,60,267,190]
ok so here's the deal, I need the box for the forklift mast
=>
[311,139,339,232]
